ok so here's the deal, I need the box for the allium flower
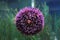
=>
[15,7,44,35]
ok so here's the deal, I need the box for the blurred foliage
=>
[0,0,60,40]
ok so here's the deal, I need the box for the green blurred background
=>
[0,0,60,40]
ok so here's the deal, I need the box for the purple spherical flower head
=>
[15,7,44,35]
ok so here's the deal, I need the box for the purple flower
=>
[15,7,44,35]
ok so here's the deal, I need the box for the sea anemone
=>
[15,7,44,35]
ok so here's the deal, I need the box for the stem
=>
[31,0,35,8]
[32,36,36,40]
[26,35,36,40]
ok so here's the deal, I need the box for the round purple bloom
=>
[15,7,44,35]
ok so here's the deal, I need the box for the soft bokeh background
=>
[0,0,60,40]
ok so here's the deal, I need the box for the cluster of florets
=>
[15,7,44,35]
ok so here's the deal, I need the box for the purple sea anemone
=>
[15,7,44,35]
